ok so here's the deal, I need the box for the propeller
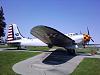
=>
[83,27,94,48]
[91,38,94,42]
[87,27,90,35]
[80,30,82,34]
[87,27,94,42]
[82,27,94,48]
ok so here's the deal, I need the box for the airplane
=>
[30,25,96,55]
[7,24,47,49]
[7,24,97,55]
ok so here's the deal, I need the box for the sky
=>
[1,0,100,43]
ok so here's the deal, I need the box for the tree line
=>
[0,6,6,38]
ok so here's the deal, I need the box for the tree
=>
[0,6,6,37]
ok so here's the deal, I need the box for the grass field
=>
[27,46,49,51]
[0,44,98,53]
[70,58,100,75]
[76,47,98,53]
[0,44,10,48]
[0,45,100,75]
[0,51,40,75]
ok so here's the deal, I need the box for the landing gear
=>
[48,44,53,48]
[17,46,21,50]
[67,49,76,55]
[17,46,27,50]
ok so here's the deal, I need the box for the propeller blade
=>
[87,27,90,35]
[91,38,94,42]
[80,30,82,34]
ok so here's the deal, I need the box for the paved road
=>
[12,49,86,75]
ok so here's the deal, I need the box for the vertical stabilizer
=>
[7,24,24,42]
[7,24,14,42]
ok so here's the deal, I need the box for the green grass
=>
[0,51,40,75]
[70,58,100,75]
[0,45,10,48]
[28,46,99,53]
[27,46,49,51]
[0,45,49,51]
[0,45,99,53]
[0,45,99,75]
[0,45,18,49]
[76,47,98,53]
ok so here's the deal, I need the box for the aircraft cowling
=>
[83,34,92,48]
[83,34,91,43]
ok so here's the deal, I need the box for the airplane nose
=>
[83,34,91,42]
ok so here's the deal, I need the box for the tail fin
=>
[7,24,14,42]
[7,24,24,42]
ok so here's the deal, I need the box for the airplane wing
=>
[30,25,75,48]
